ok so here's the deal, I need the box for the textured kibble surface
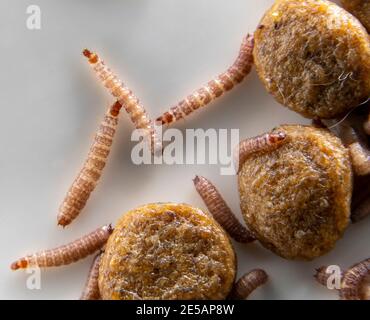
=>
[342,0,370,32]
[99,203,236,300]
[254,0,370,119]
[238,125,352,260]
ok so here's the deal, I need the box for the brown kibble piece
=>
[254,0,370,119]
[235,131,286,172]
[340,258,370,300]
[238,125,352,260]
[314,266,333,287]
[98,203,236,300]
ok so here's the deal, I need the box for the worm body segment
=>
[254,0,370,119]
[156,34,254,126]
[193,175,255,243]
[11,225,112,270]
[83,49,160,153]
[314,266,341,288]
[341,0,370,32]
[340,258,370,300]
[315,258,370,300]
[328,121,370,176]
[235,131,286,172]
[229,269,268,300]
[349,142,370,176]
[363,103,370,135]
[238,125,352,260]
[57,102,122,226]
[80,253,102,300]
[98,203,236,300]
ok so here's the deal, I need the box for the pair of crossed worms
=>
[57,34,254,227]
[11,35,256,299]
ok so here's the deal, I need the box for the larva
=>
[340,258,370,300]
[156,34,254,126]
[83,49,160,154]
[314,119,370,221]
[80,253,102,300]
[320,120,370,176]
[235,131,287,172]
[315,258,370,300]
[229,269,268,300]
[11,225,112,270]
[314,266,335,287]
[193,175,255,243]
[57,101,122,226]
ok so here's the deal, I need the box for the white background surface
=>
[0,0,369,300]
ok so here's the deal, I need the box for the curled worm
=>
[80,253,102,300]
[83,49,160,154]
[193,175,255,243]
[58,101,122,226]
[340,258,370,300]
[11,225,112,270]
[235,131,286,172]
[156,34,254,126]
[229,269,268,300]
[315,258,370,300]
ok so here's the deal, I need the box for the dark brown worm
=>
[11,225,112,270]
[57,101,122,226]
[193,175,255,243]
[235,131,286,172]
[156,34,254,126]
[229,269,268,300]
[80,253,102,300]
[340,257,370,300]
[83,49,161,154]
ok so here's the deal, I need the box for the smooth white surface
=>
[0,0,369,300]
